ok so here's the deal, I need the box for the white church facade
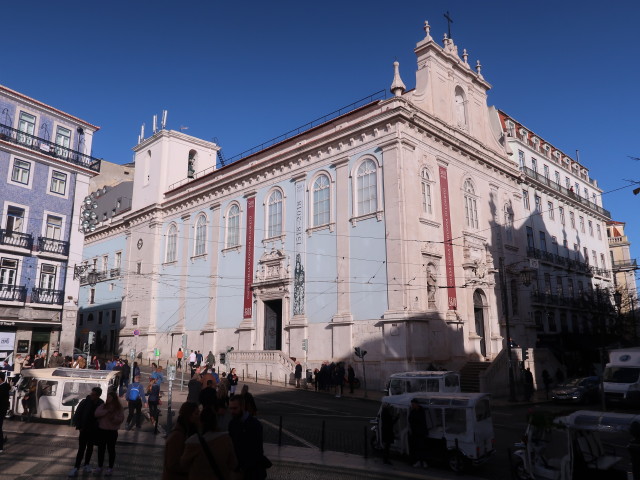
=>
[77,22,616,391]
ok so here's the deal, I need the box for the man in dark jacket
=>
[228,396,267,479]
[0,372,10,452]
[408,398,428,468]
[69,387,103,476]
[294,362,302,388]
[49,350,64,368]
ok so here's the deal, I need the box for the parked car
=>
[551,376,600,404]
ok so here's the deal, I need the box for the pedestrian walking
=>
[313,368,319,391]
[228,396,268,479]
[68,386,104,477]
[239,385,257,417]
[119,360,130,397]
[125,376,146,430]
[542,369,552,400]
[195,351,203,367]
[206,351,215,366]
[162,402,200,480]
[94,390,125,476]
[294,362,302,388]
[90,355,101,370]
[176,348,184,370]
[380,404,396,465]
[181,408,238,480]
[187,372,203,404]
[0,372,10,453]
[189,351,197,377]
[408,398,428,468]
[199,380,218,412]
[523,367,534,401]
[347,364,356,394]
[334,362,345,398]
[146,377,161,425]
[229,368,238,396]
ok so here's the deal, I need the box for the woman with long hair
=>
[162,402,200,480]
[94,390,124,476]
[146,377,160,425]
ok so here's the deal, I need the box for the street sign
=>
[302,338,308,351]
[181,334,188,349]
[133,329,140,336]
[129,348,136,359]
[154,348,160,357]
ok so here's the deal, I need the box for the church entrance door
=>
[264,299,282,350]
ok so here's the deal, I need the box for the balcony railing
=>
[0,123,101,172]
[531,291,615,312]
[110,268,121,278]
[31,288,64,305]
[521,166,611,218]
[608,235,629,245]
[612,259,638,271]
[527,246,592,274]
[0,284,27,302]
[0,229,33,250]
[38,236,70,256]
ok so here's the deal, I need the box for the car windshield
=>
[562,378,585,387]
[603,367,640,383]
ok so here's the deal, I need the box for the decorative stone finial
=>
[475,60,483,78]
[462,49,469,65]
[390,61,406,97]
[424,20,432,40]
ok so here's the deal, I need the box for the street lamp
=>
[354,347,368,398]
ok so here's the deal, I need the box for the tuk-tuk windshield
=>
[603,366,640,383]
[62,382,101,406]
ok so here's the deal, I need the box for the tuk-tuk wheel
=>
[447,450,467,473]
[513,458,529,480]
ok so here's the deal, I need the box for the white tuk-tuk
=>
[512,410,631,480]
[12,368,120,421]
[371,392,495,472]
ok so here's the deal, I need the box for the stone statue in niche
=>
[427,263,437,309]
[293,253,305,316]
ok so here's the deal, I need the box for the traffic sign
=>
[133,329,140,336]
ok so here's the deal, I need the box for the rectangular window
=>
[518,150,525,169]
[531,158,538,173]
[39,264,57,290]
[132,316,138,326]
[136,262,141,274]
[102,255,108,273]
[523,190,530,210]
[526,227,535,248]
[583,247,589,264]
[55,126,71,158]
[115,252,122,269]
[592,193,597,206]
[6,206,25,233]
[539,231,547,252]
[544,273,552,294]
[78,314,84,326]
[552,236,559,255]
[547,201,554,220]
[556,276,564,296]
[574,243,579,260]
[570,211,575,229]
[578,281,584,296]
[600,253,606,269]
[50,171,67,195]
[559,207,565,224]
[98,312,103,325]
[11,159,31,185]
[568,279,574,297]
[565,177,571,189]
[575,182,580,195]
[543,164,550,179]
[89,288,95,304]
[588,220,593,236]
[584,187,588,199]
[0,258,18,286]
[579,216,585,233]
[534,195,542,212]
[555,171,561,185]
[596,224,602,240]
[18,112,36,145]
[548,312,557,332]
[45,215,62,239]
[111,310,117,324]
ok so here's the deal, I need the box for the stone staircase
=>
[460,360,492,392]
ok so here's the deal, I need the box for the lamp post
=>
[354,347,368,398]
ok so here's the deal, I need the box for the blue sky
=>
[3,1,640,262]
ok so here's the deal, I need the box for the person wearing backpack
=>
[125,376,146,430]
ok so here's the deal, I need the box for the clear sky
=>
[3,1,640,263]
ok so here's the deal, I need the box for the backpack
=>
[128,384,141,401]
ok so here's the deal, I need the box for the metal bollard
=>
[242,369,244,381]
[320,420,325,452]
[278,416,283,446]
[270,372,272,385]
[255,370,258,383]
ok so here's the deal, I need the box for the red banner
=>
[243,197,256,319]
[439,166,457,310]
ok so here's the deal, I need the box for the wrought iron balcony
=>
[31,288,64,305]
[0,229,33,250]
[0,123,101,172]
[0,284,27,302]
[612,259,638,271]
[521,166,611,218]
[110,268,121,278]
[38,236,70,256]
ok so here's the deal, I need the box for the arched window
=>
[194,214,207,256]
[226,204,240,247]
[463,180,478,229]
[312,174,330,226]
[267,190,283,238]
[357,159,377,215]
[421,168,433,215]
[454,86,467,128]
[166,224,177,263]
[187,150,197,179]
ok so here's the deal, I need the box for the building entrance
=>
[264,299,282,350]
